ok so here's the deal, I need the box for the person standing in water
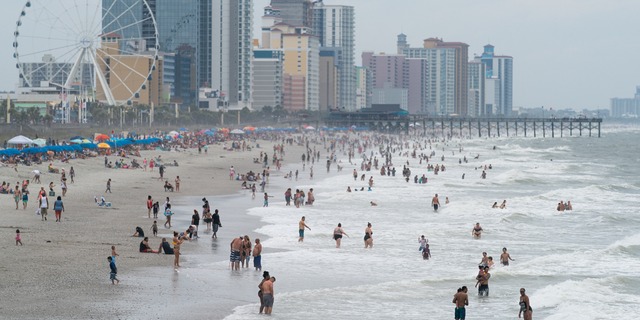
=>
[472,223,483,239]
[452,286,469,320]
[432,194,441,212]
[519,288,533,320]
[364,222,373,248]
[333,223,349,248]
[298,216,311,242]
[500,247,515,266]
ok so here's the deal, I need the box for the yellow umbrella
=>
[97,142,111,149]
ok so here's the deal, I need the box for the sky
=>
[1,0,638,110]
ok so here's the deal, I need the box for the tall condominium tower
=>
[270,0,314,28]
[313,3,356,110]
[403,37,469,116]
[480,44,513,116]
[211,0,253,109]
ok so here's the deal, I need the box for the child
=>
[111,245,119,262]
[263,193,273,207]
[152,201,160,219]
[15,229,22,246]
[151,220,158,236]
[107,256,119,285]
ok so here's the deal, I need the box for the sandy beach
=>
[0,137,307,319]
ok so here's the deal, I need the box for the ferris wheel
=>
[13,0,159,106]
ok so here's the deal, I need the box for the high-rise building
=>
[211,0,253,110]
[262,7,319,112]
[403,37,469,116]
[313,3,356,110]
[355,65,369,110]
[479,44,513,116]
[253,49,283,110]
[468,60,485,117]
[102,0,201,107]
[320,48,339,112]
[362,52,408,110]
[269,0,314,28]
[611,87,640,117]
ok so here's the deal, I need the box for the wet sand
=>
[0,139,305,319]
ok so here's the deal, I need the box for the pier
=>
[321,114,602,138]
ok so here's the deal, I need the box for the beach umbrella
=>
[168,130,179,136]
[95,134,109,141]
[0,148,20,156]
[32,138,47,146]
[7,135,34,145]
[305,126,315,130]
[230,129,244,134]
[70,139,83,144]
[81,139,91,143]
[69,136,84,140]
[179,127,187,132]
[97,143,111,149]
[243,126,256,131]
[80,143,97,149]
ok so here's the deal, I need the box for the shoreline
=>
[0,136,308,319]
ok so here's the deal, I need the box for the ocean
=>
[216,126,640,319]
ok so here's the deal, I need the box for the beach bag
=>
[164,209,173,217]
[49,191,55,196]
[35,208,41,215]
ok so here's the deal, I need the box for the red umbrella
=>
[95,134,110,141]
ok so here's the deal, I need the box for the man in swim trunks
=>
[432,194,440,212]
[500,247,514,266]
[298,216,310,242]
[452,286,469,320]
[230,236,243,270]
[476,266,490,296]
[262,275,275,315]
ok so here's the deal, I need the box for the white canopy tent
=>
[7,135,34,145]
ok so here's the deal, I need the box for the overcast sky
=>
[1,0,638,110]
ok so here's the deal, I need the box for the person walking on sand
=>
[39,193,49,221]
[175,176,180,192]
[69,166,75,183]
[452,286,469,320]
[15,229,23,246]
[105,179,112,193]
[146,195,153,218]
[432,194,440,212]
[519,288,533,320]
[53,196,64,222]
[164,204,173,228]
[108,256,119,284]
[333,223,349,248]
[14,186,21,210]
[253,238,262,271]
[298,216,311,242]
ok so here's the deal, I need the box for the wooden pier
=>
[321,115,602,138]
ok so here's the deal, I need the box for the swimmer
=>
[370,201,377,206]
[519,288,533,320]
[347,186,352,192]
[499,200,506,209]
[500,247,514,266]
[492,202,498,208]
[472,223,483,239]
